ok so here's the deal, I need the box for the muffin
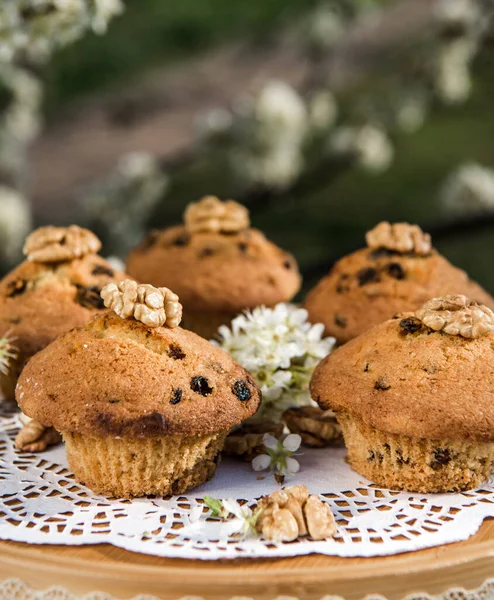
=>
[16,280,261,497]
[310,294,494,493]
[0,226,129,451]
[304,221,494,344]
[126,196,301,338]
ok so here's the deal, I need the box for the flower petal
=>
[286,457,300,475]
[262,433,279,451]
[252,454,271,472]
[283,433,302,452]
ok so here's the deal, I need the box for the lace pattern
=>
[2,407,494,560]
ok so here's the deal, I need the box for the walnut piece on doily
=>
[365,221,431,255]
[101,280,182,328]
[257,485,337,542]
[184,195,250,234]
[15,419,62,452]
[415,294,494,339]
[24,225,102,263]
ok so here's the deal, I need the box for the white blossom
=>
[252,433,302,478]
[231,81,309,190]
[213,303,335,422]
[304,3,345,52]
[435,38,477,105]
[308,90,338,131]
[0,0,123,64]
[440,163,494,215]
[395,94,427,134]
[330,124,394,173]
[202,497,261,540]
[434,0,482,31]
[0,186,32,264]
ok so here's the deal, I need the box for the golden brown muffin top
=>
[126,197,301,312]
[16,311,261,437]
[311,295,494,443]
[0,253,128,361]
[304,222,494,344]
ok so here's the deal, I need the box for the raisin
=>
[75,285,104,310]
[167,344,185,360]
[400,317,422,334]
[363,362,370,372]
[334,313,347,328]
[368,450,375,462]
[6,279,27,298]
[283,260,292,269]
[369,247,394,260]
[141,230,159,250]
[384,443,391,454]
[199,247,214,258]
[336,274,350,294]
[108,398,120,404]
[238,243,248,254]
[92,265,114,277]
[190,376,213,396]
[357,267,380,286]
[375,377,391,391]
[386,262,405,280]
[232,380,251,401]
[396,449,410,465]
[173,233,190,247]
[170,388,183,405]
[431,448,451,469]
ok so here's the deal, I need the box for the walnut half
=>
[101,280,182,328]
[257,485,336,542]
[366,221,431,255]
[415,294,494,339]
[24,225,102,263]
[184,196,250,234]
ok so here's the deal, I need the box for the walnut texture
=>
[257,485,336,542]
[184,196,250,234]
[283,406,342,448]
[223,421,284,460]
[415,294,494,339]
[101,280,182,328]
[15,420,62,452]
[24,225,102,263]
[366,222,431,255]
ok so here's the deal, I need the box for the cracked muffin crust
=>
[310,295,494,492]
[0,226,128,402]
[303,221,494,344]
[126,196,301,338]
[16,303,261,497]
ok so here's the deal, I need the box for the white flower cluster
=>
[432,0,490,105]
[329,123,394,173]
[0,185,32,265]
[231,81,309,190]
[213,304,335,422]
[0,0,123,64]
[80,151,168,256]
[440,163,494,216]
[304,2,345,53]
[0,64,42,179]
[252,433,302,478]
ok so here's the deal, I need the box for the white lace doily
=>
[2,406,494,560]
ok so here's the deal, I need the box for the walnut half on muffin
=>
[16,280,261,498]
[126,196,302,339]
[304,221,494,344]
[311,294,494,493]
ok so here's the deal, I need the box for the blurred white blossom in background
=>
[395,92,428,134]
[80,152,168,256]
[0,0,123,64]
[0,185,32,263]
[329,123,394,173]
[231,81,309,190]
[213,303,335,422]
[440,163,494,216]
[308,90,338,132]
[304,2,346,53]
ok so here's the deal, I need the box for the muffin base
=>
[181,309,239,340]
[64,431,227,498]
[338,414,494,493]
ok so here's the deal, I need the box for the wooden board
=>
[1,518,494,600]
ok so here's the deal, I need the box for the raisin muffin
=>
[0,226,128,450]
[304,222,494,344]
[126,196,301,338]
[16,280,261,497]
[311,294,494,493]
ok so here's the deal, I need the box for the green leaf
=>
[203,496,224,517]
